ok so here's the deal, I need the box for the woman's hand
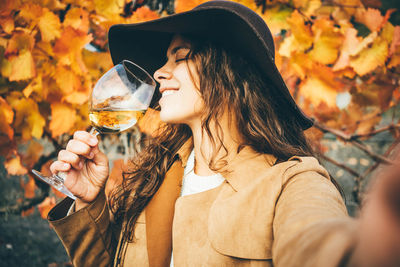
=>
[50,131,109,209]
[351,154,400,267]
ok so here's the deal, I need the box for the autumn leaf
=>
[310,18,343,65]
[286,10,313,52]
[175,0,208,13]
[22,140,44,169]
[5,31,35,57]
[0,96,14,139]
[38,197,56,219]
[0,17,15,34]
[9,50,36,81]
[38,9,62,42]
[94,0,124,19]
[299,76,338,107]
[355,8,384,32]
[54,65,81,95]
[350,37,388,76]
[5,155,28,176]
[63,7,89,33]
[49,103,77,137]
[6,92,45,140]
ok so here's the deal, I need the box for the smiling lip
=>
[159,87,179,94]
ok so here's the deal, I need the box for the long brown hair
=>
[109,34,316,262]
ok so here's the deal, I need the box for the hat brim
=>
[108,5,313,129]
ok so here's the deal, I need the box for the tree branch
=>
[313,120,395,165]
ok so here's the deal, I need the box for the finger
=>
[73,131,98,147]
[58,150,84,170]
[66,139,93,159]
[89,145,108,166]
[50,160,71,174]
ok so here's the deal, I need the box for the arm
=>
[48,191,119,267]
[272,171,358,267]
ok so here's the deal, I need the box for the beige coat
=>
[48,142,357,266]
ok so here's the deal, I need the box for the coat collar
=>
[175,138,276,191]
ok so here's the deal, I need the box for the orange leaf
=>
[38,9,61,42]
[9,50,36,81]
[54,26,92,55]
[350,38,388,76]
[18,3,43,24]
[22,176,36,198]
[63,7,89,33]
[299,76,338,108]
[55,65,81,95]
[175,0,207,13]
[0,96,14,139]
[5,31,35,56]
[6,92,45,140]
[5,155,28,175]
[22,140,44,169]
[132,6,160,22]
[310,18,343,65]
[63,91,89,105]
[389,26,400,56]
[38,197,56,219]
[0,17,15,34]
[49,103,77,137]
[355,8,384,32]
[286,10,313,52]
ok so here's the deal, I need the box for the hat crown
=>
[193,0,275,60]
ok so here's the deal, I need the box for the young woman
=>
[48,1,400,266]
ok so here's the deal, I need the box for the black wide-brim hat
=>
[108,0,313,130]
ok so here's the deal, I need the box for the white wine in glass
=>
[32,60,156,200]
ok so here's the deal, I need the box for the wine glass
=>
[32,60,157,200]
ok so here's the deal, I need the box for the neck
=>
[187,114,242,176]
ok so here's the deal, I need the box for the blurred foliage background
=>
[0,0,399,265]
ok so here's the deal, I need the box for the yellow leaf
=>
[28,111,45,139]
[9,50,36,81]
[49,103,77,137]
[389,26,400,56]
[310,18,343,64]
[6,93,45,140]
[18,3,43,24]
[55,65,81,95]
[286,10,313,52]
[38,9,61,42]
[0,96,14,139]
[5,31,35,56]
[63,7,89,33]
[350,38,388,76]
[82,49,113,77]
[23,76,43,98]
[1,57,12,78]
[259,6,292,36]
[175,0,208,13]
[64,91,89,105]
[5,155,27,175]
[299,76,337,107]
[94,0,124,19]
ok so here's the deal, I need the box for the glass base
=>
[32,169,77,200]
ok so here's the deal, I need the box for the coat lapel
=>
[144,138,193,266]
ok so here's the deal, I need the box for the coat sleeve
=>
[272,169,359,267]
[48,190,119,267]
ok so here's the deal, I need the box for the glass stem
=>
[89,127,100,137]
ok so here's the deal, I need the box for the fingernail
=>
[79,161,83,169]
[89,151,94,158]
[64,163,69,168]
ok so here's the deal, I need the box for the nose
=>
[153,64,172,83]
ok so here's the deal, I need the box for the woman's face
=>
[154,35,204,125]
